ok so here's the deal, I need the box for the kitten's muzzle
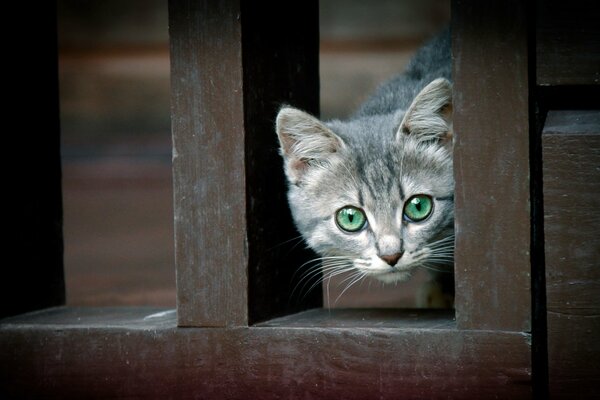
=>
[379,252,404,266]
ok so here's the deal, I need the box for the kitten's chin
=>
[355,259,415,284]
[372,270,413,284]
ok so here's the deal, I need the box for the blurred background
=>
[58,0,449,308]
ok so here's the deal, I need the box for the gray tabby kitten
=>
[276,31,454,307]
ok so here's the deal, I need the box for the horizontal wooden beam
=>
[0,307,531,399]
[258,308,456,329]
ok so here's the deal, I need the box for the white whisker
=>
[293,261,352,296]
[334,272,366,305]
[266,234,305,252]
[294,258,358,303]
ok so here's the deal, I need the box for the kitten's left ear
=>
[397,78,452,145]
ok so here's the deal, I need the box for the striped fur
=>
[276,30,454,301]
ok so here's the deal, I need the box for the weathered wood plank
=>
[2,2,65,318]
[258,308,455,329]
[451,0,531,331]
[169,0,320,327]
[169,0,248,327]
[542,110,600,398]
[543,110,600,136]
[0,306,176,329]
[536,0,600,86]
[0,308,531,399]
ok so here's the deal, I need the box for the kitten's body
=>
[355,28,450,117]
[276,31,454,307]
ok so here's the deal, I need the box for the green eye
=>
[335,206,367,233]
[403,195,433,222]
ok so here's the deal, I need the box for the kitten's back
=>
[353,28,451,118]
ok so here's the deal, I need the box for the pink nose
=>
[379,252,403,266]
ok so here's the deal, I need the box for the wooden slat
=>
[169,0,248,327]
[0,308,531,399]
[169,0,320,327]
[536,0,600,86]
[542,110,600,398]
[2,2,65,318]
[451,0,531,331]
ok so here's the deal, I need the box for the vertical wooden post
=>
[170,0,247,327]
[169,0,320,327]
[452,0,531,331]
[543,111,600,398]
[2,2,65,318]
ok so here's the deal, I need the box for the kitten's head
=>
[276,78,454,283]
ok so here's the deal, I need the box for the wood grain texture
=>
[2,2,65,318]
[169,0,321,327]
[258,308,456,329]
[542,110,600,398]
[451,0,531,331]
[536,0,600,86]
[0,307,531,399]
[169,0,248,327]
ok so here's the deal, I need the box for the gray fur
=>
[276,30,454,292]
[355,28,451,116]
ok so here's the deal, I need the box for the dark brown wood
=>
[536,0,600,86]
[0,307,531,399]
[169,0,320,327]
[0,306,176,329]
[2,2,65,318]
[258,308,455,329]
[542,110,600,398]
[451,0,531,331]
[169,0,248,327]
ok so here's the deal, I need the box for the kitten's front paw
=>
[416,281,454,308]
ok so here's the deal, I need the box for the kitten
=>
[275,30,454,308]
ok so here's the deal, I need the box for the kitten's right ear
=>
[276,107,344,184]
[397,78,453,145]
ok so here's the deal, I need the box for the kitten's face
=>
[287,134,453,283]
[277,78,454,284]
